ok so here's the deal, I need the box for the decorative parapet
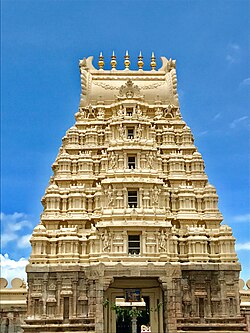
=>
[0,278,27,333]
[239,278,250,308]
[0,278,27,307]
[78,51,179,107]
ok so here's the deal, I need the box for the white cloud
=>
[17,234,32,249]
[229,116,248,129]
[236,242,250,251]
[0,212,33,248]
[240,78,250,87]
[196,130,208,137]
[213,113,221,121]
[233,214,250,223]
[226,43,241,64]
[0,253,28,283]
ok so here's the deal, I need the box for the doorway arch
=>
[104,277,163,333]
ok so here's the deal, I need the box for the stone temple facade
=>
[24,53,247,333]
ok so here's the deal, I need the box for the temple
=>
[23,52,247,333]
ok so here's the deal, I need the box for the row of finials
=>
[98,51,157,70]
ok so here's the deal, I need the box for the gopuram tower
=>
[24,52,246,333]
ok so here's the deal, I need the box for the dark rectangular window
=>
[128,235,140,254]
[128,190,137,208]
[126,108,133,116]
[128,156,136,169]
[198,298,204,317]
[63,297,69,320]
[127,128,134,139]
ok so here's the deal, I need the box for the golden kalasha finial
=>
[110,51,117,70]
[137,51,144,70]
[124,50,130,70]
[150,51,156,70]
[98,52,104,70]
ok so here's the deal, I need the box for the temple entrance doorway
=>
[116,296,150,333]
[104,277,163,333]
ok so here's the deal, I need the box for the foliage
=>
[103,299,143,320]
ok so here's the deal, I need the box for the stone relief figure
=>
[118,124,125,139]
[158,230,167,252]
[182,279,192,317]
[87,105,95,118]
[109,151,117,169]
[136,105,142,117]
[101,230,110,252]
[117,105,125,118]
[97,107,104,119]
[152,186,161,206]
[136,124,143,139]
[106,185,114,207]
[75,107,87,120]
[155,107,163,119]
[147,152,154,169]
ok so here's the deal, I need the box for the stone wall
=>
[0,278,27,333]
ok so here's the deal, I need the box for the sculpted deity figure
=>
[106,185,114,207]
[101,230,110,252]
[97,107,104,119]
[136,124,143,139]
[76,107,86,119]
[117,105,125,118]
[182,280,192,317]
[136,105,142,117]
[158,230,167,252]
[152,185,161,206]
[147,152,154,169]
[155,107,163,119]
[109,151,117,168]
[118,123,125,139]
[87,105,96,118]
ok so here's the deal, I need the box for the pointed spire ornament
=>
[98,52,104,70]
[110,51,117,70]
[137,51,144,70]
[150,52,156,70]
[124,50,130,70]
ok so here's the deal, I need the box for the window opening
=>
[63,297,69,320]
[128,190,137,208]
[126,108,133,116]
[127,128,134,139]
[128,156,136,169]
[128,235,140,254]
[198,298,204,317]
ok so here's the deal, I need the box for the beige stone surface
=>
[0,278,27,333]
[23,53,246,333]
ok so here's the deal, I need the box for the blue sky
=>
[1,0,249,284]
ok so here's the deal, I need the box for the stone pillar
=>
[95,278,104,333]
[56,278,62,317]
[205,278,212,317]
[160,276,178,333]
[42,278,48,318]
[87,280,96,317]
[131,310,137,333]
[234,274,241,316]
[72,280,77,318]
[219,273,227,316]
[27,279,33,317]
